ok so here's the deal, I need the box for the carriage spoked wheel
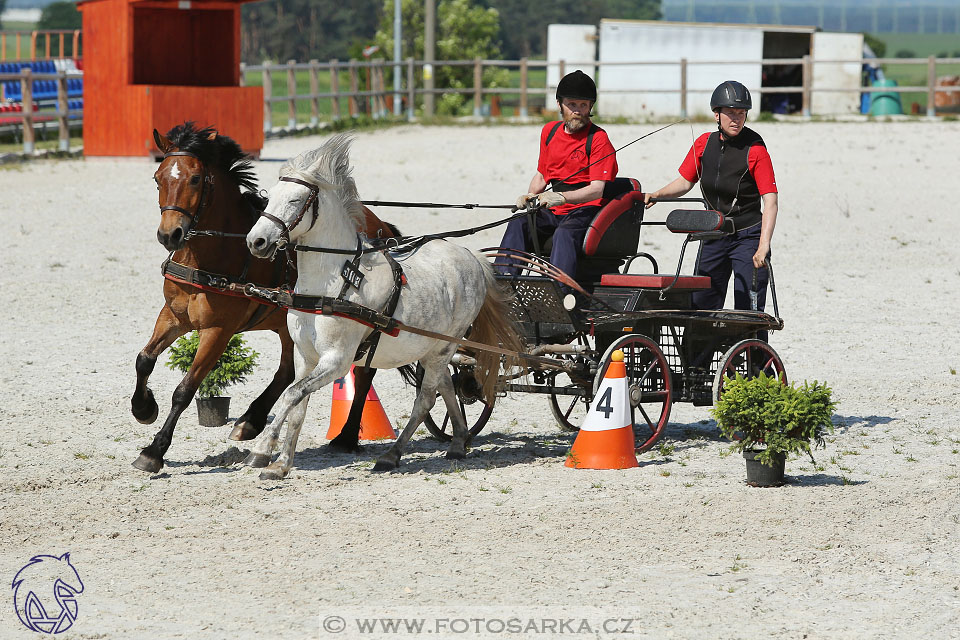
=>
[593,334,673,453]
[712,339,787,403]
[416,364,492,443]
[548,379,592,433]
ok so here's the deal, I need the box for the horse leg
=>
[258,395,311,480]
[326,366,376,453]
[436,371,469,460]
[243,350,340,471]
[132,327,233,473]
[229,327,296,441]
[131,307,184,424]
[373,362,443,471]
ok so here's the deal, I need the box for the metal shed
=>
[77,0,263,157]
[547,19,862,119]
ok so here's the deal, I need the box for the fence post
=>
[72,30,80,58]
[262,61,273,134]
[309,59,319,126]
[348,58,359,118]
[57,69,69,152]
[680,57,688,118]
[239,62,246,87]
[330,59,341,121]
[406,57,415,121]
[927,55,937,117]
[22,68,34,154]
[801,54,812,118]
[520,57,529,118]
[473,58,482,117]
[286,59,297,129]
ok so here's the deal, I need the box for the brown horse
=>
[131,123,400,472]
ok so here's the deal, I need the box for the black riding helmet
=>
[710,80,752,111]
[556,70,597,103]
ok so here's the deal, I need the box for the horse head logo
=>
[12,553,84,634]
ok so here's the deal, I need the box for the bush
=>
[711,373,836,467]
[895,49,916,59]
[166,332,259,398]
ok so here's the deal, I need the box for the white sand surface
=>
[1,121,958,639]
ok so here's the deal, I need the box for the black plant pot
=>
[196,396,230,427]
[743,449,786,487]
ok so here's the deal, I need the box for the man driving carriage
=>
[494,70,618,283]
[644,80,779,316]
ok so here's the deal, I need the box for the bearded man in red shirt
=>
[494,70,618,281]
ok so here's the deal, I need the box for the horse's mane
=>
[279,133,364,228]
[164,122,258,194]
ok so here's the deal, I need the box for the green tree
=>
[37,1,81,30]
[36,1,82,57]
[374,0,509,115]
[490,0,661,59]
[862,33,886,59]
[241,0,381,63]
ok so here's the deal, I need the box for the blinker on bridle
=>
[258,176,320,249]
[160,151,215,236]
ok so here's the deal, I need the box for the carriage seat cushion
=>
[582,179,643,257]
[599,273,712,290]
[665,209,731,234]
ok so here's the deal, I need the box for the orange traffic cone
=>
[326,365,397,440]
[565,350,638,469]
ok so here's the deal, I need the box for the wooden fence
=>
[243,55,960,133]
[1,30,82,61]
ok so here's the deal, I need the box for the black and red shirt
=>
[678,127,776,229]
[538,121,618,216]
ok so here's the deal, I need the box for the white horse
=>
[244,134,523,479]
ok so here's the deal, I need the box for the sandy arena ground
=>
[1,121,959,639]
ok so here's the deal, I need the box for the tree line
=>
[241,0,661,64]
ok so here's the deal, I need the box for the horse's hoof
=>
[326,437,362,454]
[372,458,399,472]
[259,465,287,481]
[132,453,163,473]
[244,452,271,468]
[229,420,261,441]
[132,393,159,425]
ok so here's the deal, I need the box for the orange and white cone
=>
[326,365,397,440]
[565,350,638,469]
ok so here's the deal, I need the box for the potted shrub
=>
[711,373,836,487]
[166,332,259,427]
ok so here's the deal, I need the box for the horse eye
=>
[190,175,201,185]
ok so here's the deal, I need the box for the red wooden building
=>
[77,0,262,157]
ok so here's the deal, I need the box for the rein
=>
[258,176,319,249]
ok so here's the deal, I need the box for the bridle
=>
[258,176,320,249]
[159,151,215,237]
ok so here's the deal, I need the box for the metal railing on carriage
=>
[241,54,960,133]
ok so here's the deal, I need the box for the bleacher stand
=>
[0,59,83,125]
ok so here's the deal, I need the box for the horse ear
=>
[153,129,171,153]
[207,129,218,141]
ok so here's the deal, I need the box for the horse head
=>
[247,133,364,259]
[153,127,216,251]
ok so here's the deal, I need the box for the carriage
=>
[418,178,786,454]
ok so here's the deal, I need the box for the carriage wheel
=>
[712,339,787,403]
[593,334,673,453]
[548,383,591,432]
[417,364,492,442]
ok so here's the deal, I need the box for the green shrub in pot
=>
[711,372,836,467]
[166,332,259,398]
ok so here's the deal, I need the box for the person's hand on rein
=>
[514,193,537,211]
[643,192,657,209]
[536,191,566,209]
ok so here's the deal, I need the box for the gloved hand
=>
[536,191,566,209]
[515,193,537,210]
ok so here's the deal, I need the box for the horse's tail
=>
[468,262,525,407]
